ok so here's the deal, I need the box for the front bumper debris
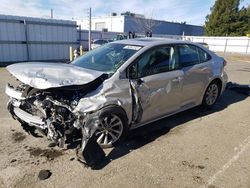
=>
[5,84,25,100]
[13,106,45,127]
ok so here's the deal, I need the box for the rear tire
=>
[202,81,221,109]
[95,107,129,148]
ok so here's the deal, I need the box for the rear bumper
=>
[221,71,228,94]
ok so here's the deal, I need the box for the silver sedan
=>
[6,38,228,150]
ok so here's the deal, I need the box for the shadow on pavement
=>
[93,89,249,170]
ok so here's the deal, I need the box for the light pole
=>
[50,8,53,19]
[88,8,92,51]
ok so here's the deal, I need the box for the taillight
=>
[223,60,227,67]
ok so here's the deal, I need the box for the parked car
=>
[5,38,228,156]
[91,39,112,50]
[113,34,129,41]
[197,42,209,49]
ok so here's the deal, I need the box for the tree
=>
[205,0,249,36]
[246,5,250,34]
[136,17,158,33]
[131,11,160,35]
[235,6,249,35]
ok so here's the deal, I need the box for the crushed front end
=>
[6,74,107,167]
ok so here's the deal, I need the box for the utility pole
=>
[88,8,92,51]
[50,8,53,19]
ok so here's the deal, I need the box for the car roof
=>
[93,39,109,41]
[197,42,208,45]
[112,37,192,47]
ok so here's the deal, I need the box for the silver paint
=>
[73,75,133,124]
[7,62,104,89]
[5,38,228,144]
[5,84,25,100]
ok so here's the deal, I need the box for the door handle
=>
[201,66,209,71]
[172,77,182,83]
[136,78,144,85]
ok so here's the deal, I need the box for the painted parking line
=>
[0,117,12,120]
[236,60,250,63]
[205,135,250,187]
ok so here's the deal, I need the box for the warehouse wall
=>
[124,16,204,36]
[1,14,249,66]
[0,15,77,65]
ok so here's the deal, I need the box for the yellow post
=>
[80,45,83,56]
[69,46,73,61]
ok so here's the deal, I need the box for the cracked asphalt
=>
[0,53,249,188]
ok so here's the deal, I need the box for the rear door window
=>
[197,47,211,63]
[177,45,199,67]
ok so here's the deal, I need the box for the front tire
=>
[95,107,129,148]
[202,81,221,109]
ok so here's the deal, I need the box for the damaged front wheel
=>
[95,107,128,148]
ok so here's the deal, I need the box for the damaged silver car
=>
[5,38,228,161]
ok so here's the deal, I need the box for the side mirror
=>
[118,70,127,79]
[136,78,144,85]
[127,64,137,79]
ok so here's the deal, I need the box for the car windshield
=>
[72,43,142,73]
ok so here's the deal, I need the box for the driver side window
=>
[128,45,178,79]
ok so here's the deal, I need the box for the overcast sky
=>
[0,0,249,25]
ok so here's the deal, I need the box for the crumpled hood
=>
[7,62,104,89]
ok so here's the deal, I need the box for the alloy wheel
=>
[205,83,219,106]
[96,114,123,146]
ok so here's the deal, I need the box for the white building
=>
[77,12,143,32]
[77,12,204,36]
